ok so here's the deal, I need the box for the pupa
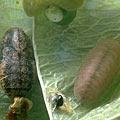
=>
[0,28,34,120]
[74,39,120,104]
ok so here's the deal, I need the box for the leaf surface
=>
[34,0,120,120]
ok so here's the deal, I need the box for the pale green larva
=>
[23,0,84,17]
[45,5,63,23]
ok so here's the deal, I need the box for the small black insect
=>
[46,87,72,113]
[55,94,64,107]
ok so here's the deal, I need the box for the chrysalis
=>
[0,28,34,120]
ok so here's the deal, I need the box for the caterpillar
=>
[22,0,84,17]
[0,28,34,120]
[22,0,83,25]
[74,39,120,104]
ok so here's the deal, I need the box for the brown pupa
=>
[74,39,120,104]
[0,28,34,120]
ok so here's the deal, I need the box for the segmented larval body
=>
[74,39,120,103]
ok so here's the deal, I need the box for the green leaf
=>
[0,0,49,120]
[33,0,120,120]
